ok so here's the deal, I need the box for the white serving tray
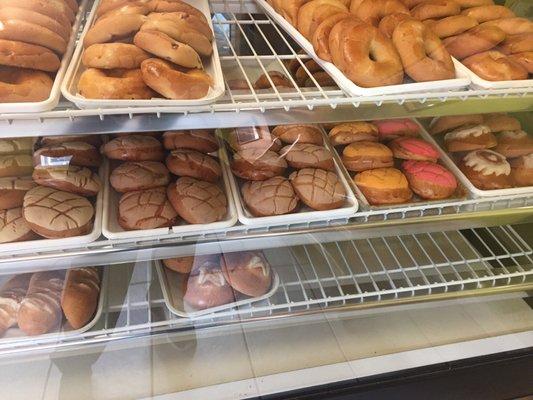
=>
[254,0,470,97]
[155,259,280,318]
[0,267,107,344]
[61,0,225,108]
[220,127,359,227]
[453,58,533,90]
[0,0,89,114]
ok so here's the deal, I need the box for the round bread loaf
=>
[289,168,346,210]
[231,149,287,181]
[271,124,323,145]
[0,137,33,155]
[167,177,227,224]
[166,149,221,182]
[118,187,178,230]
[32,165,101,196]
[222,251,272,297]
[0,207,35,243]
[183,267,235,310]
[241,176,298,217]
[162,130,218,153]
[0,154,33,178]
[0,176,35,209]
[33,142,101,168]
[280,143,334,170]
[101,135,164,161]
[23,186,95,238]
[110,161,169,192]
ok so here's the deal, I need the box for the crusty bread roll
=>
[0,176,35,209]
[61,267,101,329]
[32,165,101,196]
[0,154,33,178]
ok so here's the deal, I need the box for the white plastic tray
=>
[0,267,107,343]
[0,0,89,114]
[254,0,470,97]
[453,58,533,90]
[155,259,280,318]
[220,127,359,227]
[61,0,225,108]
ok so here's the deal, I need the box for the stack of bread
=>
[163,251,273,310]
[430,113,533,189]
[0,267,101,336]
[102,131,228,232]
[78,0,214,100]
[0,0,79,103]
[227,124,348,216]
[327,119,459,205]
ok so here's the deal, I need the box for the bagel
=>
[147,12,213,40]
[84,13,147,48]
[97,3,151,21]
[393,19,454,81]
[78,68,155,99]
[140,58,212,99]
[82,43,150,69]
[312,12,351,60]
[354,0,410,26]
[411,0,460,21]
[400,0,427,9]
[0,39,60,71]
[480,18,533,36]
[0,66,53,102]
[297,0,348,39]
[0,7,70,40]
[507,51,533,74]
[442,25,505,59]
[462,51,528,81]
[96,0,149,17]
[148,0,208,23]
[461,5,514,23]
[453,0,493,7]
[277,0,310,26]
[498,33,533,55]
[423,15,478,38]
[0,0,73,26]
[0,18,67,55]
[328,18,364,72]
[379,13,412,38]
[133,30,202,69]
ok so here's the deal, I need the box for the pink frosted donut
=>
[389,137,440,162]
[402,160,457,199]
[373,118,420,140]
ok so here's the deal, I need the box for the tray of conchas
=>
[323,118,467,209]
[254,0,471,96]
[61,0,224,108]
[0,0,90,113]
[421,113,533,197]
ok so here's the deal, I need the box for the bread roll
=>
[0,207,35,243]
[222,251,272,297]
[101,135,164,161]
[110,161,169,192]
[0,274,31,335]
[61,267,101,329]
[0,137,33,155]
[32,165,101,196]
[118,187,178,230]
[165,149,221,182]
[0,176,35,209]
[0,154,33,177]
[162,130,218,153]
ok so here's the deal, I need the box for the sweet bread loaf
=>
[0,176,35,209]
[33,142,102,168]
[222,251,272,297]
[32,165,101,197]
[0,137,33,155]
[102,135,165,161]
[289,168,346,210]
[118,187,178,230]
[280,143,335,170]
[241,176,298,217]
[166,149,222,182]
[162,130,218,153]
[0,207,35,243]
[61,267,101,329]
[110,161,170,192]
[231,149,287,181]
[0,154,33,178]
[0,273,31,335]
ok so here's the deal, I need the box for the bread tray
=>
[155,259,280,318]
[254,0,470,97]
[219,127,359,227]
[0,0,90,114]
[61,0,225,109]
[0,266,108,344]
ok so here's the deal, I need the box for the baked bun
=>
[166,149,221,182]
[271,124,323,145]
[483,114,521,133]
[241,176,299,217]
[388,137,440,162]
[289,168,346,210]
[341,141,393,172]
[459,149,511,189]
[0,207,35,243]
[101,135,164,161]
[429,114,484,135]
[444,124,497,152]
[494,131,533,158]
[23,186,95,238]
[183,267,235,310]
[328,122,379,146]
[32,165,101,197]
[227,126,282,153]
[118,187,178,230]
[0,137,33,155]
[231,149,287,181]
[222,251,272,297]
[162,130,218,153]
[0,176,35,209]
[0,154,33,178]
[373,119,420,141]
[510,154,533,187]
[167,177,227,224]
[40,135,102,147]
[33,142,101,168]
[110,161,170,192]
[402,160,457,199]
[354,167,413,205]
[280,143,334,170]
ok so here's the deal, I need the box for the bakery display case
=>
[0,0,532,398]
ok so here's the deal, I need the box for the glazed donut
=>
[0,7,70,41]
[442,25,505,59]
[0,19,67,55]
[507,52,533,74]
[0,39,60,72]
[453,0,493,7]
[498,33,533,55]
[78,68,155,99]
[0,0,73,26]
[459,149,511,190]
[133,30,202,69]
[461,6,514,24]
[462,51,528,81]
[0,66,53,102]
[84,14,147,48]
[140,58,212,99]
[148,0,208,23]
[393,20,454,81]
[82,43,150,69]
[354,0,410,26]
[97,3,151,21]
[480,18,533,36]
[411,0,460,21]
[423,15,478,38]
[379,13,412,38]
[312,13,351,60]
[297,0,348,39]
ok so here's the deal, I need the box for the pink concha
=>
[402,160,457,189]
[396,138,440,159]
[373,119,420,137]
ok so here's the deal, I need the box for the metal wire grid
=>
[0,225,531,356]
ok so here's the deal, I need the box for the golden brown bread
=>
[61,267,101,329]
[0,274,31,335]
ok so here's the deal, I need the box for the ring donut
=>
[443,25,505,59]
[379,13,411,38]
[0,66,53,102]
[0,7,70,41]
[453,0,493,7]
[312,12,351,60]
[82,43,150,69]
[480,18,533,36]
[0,0,73,26]
[507,51,533,74]
[0,19,67,54]
[461,5,514,23]
[140,58,212,99]
[411,0,460,21]
[97,3,151,21]
[78,68,155,99]
[423,15,478,38]
[297,0,349,39]
[148,0,208,23]
[393,19,454,81]
[84,13,147,48]
[0,39,60,72]
[354,0,410,26]
[462,50,528,81]
[133,30,202,69]
[498,33,533,55]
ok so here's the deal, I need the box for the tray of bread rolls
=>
[0,266,106,342]
[0,135,104,252]
[156,250,280,318]
[219,124,359,227]
[101,131,237,240]
[254,0,471,96]
[0,0,90,113]
[61,0,225,108]
[420,113,533,197]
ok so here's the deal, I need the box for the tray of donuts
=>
[61,0,225,108]
[0,266,106,342]
[255,0,470,96]
[421,113,533,197]
[323,118,467,209]
[156,250,279,317]
[101,131,237,240]
[0,134,104,252]
[0,0,90,113]
[219,124,359,227]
